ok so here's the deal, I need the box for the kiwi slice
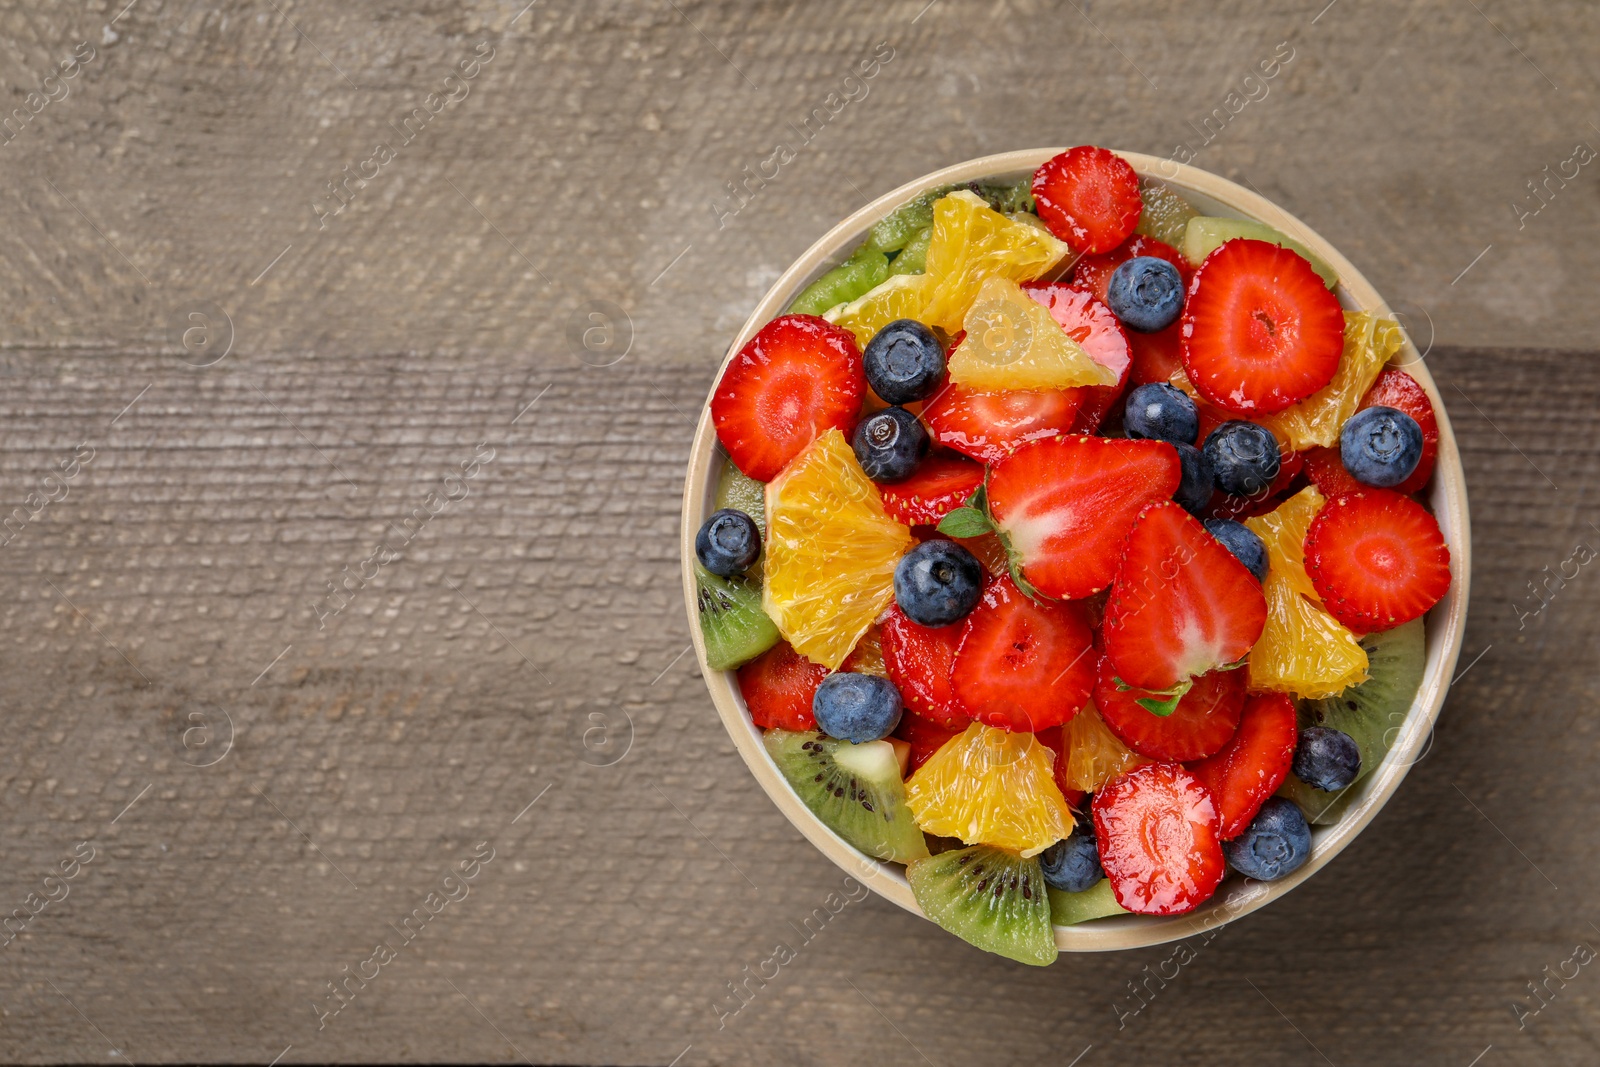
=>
[907,844,1057,966]
[1279,617,1427,825]
[1181,216,1338,288]
[696,567,778,671]
[1048,879,1129,926]
[764,730,929,864]
[787,246,890,316]
[714,462,766,536]
[1134,178,1199,247]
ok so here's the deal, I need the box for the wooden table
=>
[0,1,1594,1062]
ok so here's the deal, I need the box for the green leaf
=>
[1115,676,1194,718]
[967,483,988,513]
[936,506,992,539]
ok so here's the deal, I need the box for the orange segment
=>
[823,273,935,351]
[1060,703,1150,793]
[947,276,1119,391]
[1247,572,1369,698]
[1246,486,1326,605]
[1245,487,1368,698]
[763,429,914,669]
[905,722,1073,856]
[921,191,1074,332]
[1256,311,1404,449]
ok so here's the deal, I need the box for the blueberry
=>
[1204,420,1281,497]
[852,407,929,483]
[1105,256,1185,333]
[1039,817,1104,893]
[1123,382,1199,445]
[1293,726,1362,791]
[894,540,983,627]
[862,319,947,404]
[695,508,761,577]
[1172,443,1214,514]
[1223,797,1312,881]
[1340,405,1423,488]
[1203,518,1268,582]
[813,672,902,743]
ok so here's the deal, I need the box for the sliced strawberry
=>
[1129,321,1185,387]
[922,384,1082,464]
[1022,281,1132,432]
[1034,726,1087,810]
[1186,692,1298,839]
[1203,449,1304,521]
[880,605,972,730]
[1093,651,1246,762]
[1068,234,1192,306]
[1359,368,1439,496]
[878,454,984,526]
[892,712,962,774]
[1031,146,1143,254]
[1302,445,1363,499]
[1103,501,1268,692]
[1303,490,1451,632]
[987,436,1182,600]
[951,576,1095,732]
[710,314,865,481]
[1181,239,1345,416]
[737,641,828,731]
[1093,763,1225,915]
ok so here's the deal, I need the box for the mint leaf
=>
[936,506,992,539]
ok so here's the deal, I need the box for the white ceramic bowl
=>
[680,149,1471,953]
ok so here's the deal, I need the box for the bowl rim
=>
[679,148,1472,953]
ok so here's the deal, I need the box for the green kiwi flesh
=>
[1048,878,1128,926]
[696,566,778,671]
[1279,617,1427,825]
[907,844,1057,966]
[764,730,929,864]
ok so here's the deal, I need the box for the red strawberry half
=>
[987,436,1181,600]
[1093,763,1225,915]
[1031,146,1143,254]
[737,641,828,731]
[1302,446,1363,500]
[1129,321,1185,387]
[1022,281,1133,432]
[1185,692,1297,839]
[1069,234,1192,306]
[922,384,1082,464]
[881,605,972,730]
[877,454,984,526]
[951,576,1095,731]
[892,712,963,775]
[1359,368,1439,496]
[710,314,865,481]
[1181,239,1345,416]
[1093,651,1246,762]
[1102,501,1268,694]
[1303,489,1451,632]
[1033,726,1087,811]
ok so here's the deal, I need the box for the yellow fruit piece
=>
[1247,571,1369,698]
[1246,485,1327,605]
[906,723,1073,856]
[842,624,887,677]
[947,276,1120,391]
[823,273,935,351]
[921,190,1073,332]
[1257,311,1405,449]
[763,429,914,669]
[1061,703,1150,793]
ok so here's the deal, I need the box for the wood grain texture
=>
[0,0,1596,1063]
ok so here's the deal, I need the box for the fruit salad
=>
[693,146,1451,965]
